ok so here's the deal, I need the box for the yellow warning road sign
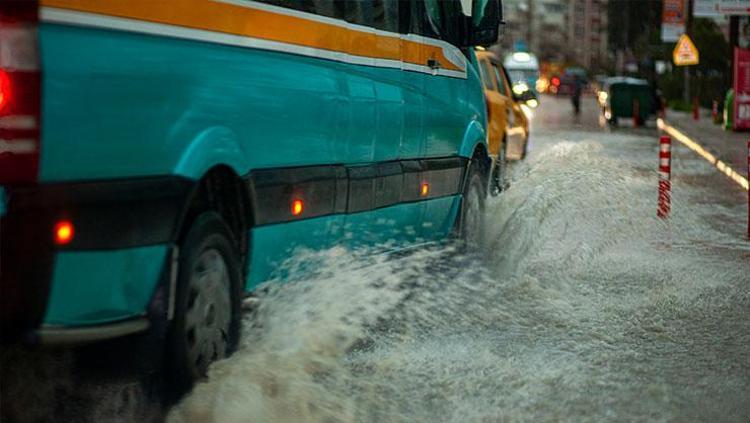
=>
[673,34,699,66]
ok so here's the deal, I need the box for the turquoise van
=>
[0,0,501,389]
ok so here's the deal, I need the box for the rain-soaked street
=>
[167,95,750,422]
[3,95,750,422]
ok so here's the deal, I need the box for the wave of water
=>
[169,136,750,422]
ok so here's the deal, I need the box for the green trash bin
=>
[724,89,734,130]
[601,77,655,126]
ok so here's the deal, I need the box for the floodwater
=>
[166,97,750,422]
[2,96,748,422]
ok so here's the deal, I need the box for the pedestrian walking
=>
[571,75,582,115]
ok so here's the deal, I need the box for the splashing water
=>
[165,131,749,422]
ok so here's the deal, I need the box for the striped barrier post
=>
[658,135,672,219]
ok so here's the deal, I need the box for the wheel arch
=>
[176,165,253,279]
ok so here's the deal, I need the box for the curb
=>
[656,118,749,192]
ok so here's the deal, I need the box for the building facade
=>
[566,0,608,70]
[498,0,608,71]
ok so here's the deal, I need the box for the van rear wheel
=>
[167,212,242,395]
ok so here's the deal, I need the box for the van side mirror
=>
[467,0,502,47]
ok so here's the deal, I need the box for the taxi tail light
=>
[0,1,41,185]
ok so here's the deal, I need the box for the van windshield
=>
[506,69,538,84]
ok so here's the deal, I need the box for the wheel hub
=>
[184,248,232,377]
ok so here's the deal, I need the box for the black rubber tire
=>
[520,131,530,160]
[166,211,242,395]
[456,161,486,248]
[490,140,508,196]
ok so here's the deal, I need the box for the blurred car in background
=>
[503,51,540,94]
[475,49,538,194]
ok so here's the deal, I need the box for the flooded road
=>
[169,96,750,422]
[3,95,748,422]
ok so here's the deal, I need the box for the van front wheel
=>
[490,140,508,196]
[167,211,242,395]
[456,163,486,248]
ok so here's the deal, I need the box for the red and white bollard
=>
[633,98,640,127]
[658,135,672,219]
[712,100,719,123]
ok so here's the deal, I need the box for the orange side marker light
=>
[420,182,429,197]
[291,199,304,216]
[54,220,74,245]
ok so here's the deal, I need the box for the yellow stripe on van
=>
[40,0,464,73]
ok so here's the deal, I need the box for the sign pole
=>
[684,0,694,104]
[684,67,691,105]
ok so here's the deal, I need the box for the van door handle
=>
[427,58,441,70]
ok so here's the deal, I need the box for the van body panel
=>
[1,0,494,338]
[43,245,168,326]
[38,23,345,181]
[247,214,343,290]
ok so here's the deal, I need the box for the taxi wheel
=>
[490,141,508,196]
[166,211,242,395]
[456,162,486,248]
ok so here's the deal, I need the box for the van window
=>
[424,0,443,35]
[256,0,340,19]
[374,0,400,33]
[344,0,399,32]
[311,0,397,33]
[413,0,462,45]
[259,0,405,34]
[492,64,508,96]
[408,0,439,38]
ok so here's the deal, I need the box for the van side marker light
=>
[420,182,429,197]
[291,198,304,216]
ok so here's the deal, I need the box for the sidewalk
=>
[660,108,749,191]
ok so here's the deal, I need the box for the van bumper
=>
[0,176,192,344]
[33,317,151,345]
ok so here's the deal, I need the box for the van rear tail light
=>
[0,1,41,185]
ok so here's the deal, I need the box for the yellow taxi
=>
[475,49,537,193]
